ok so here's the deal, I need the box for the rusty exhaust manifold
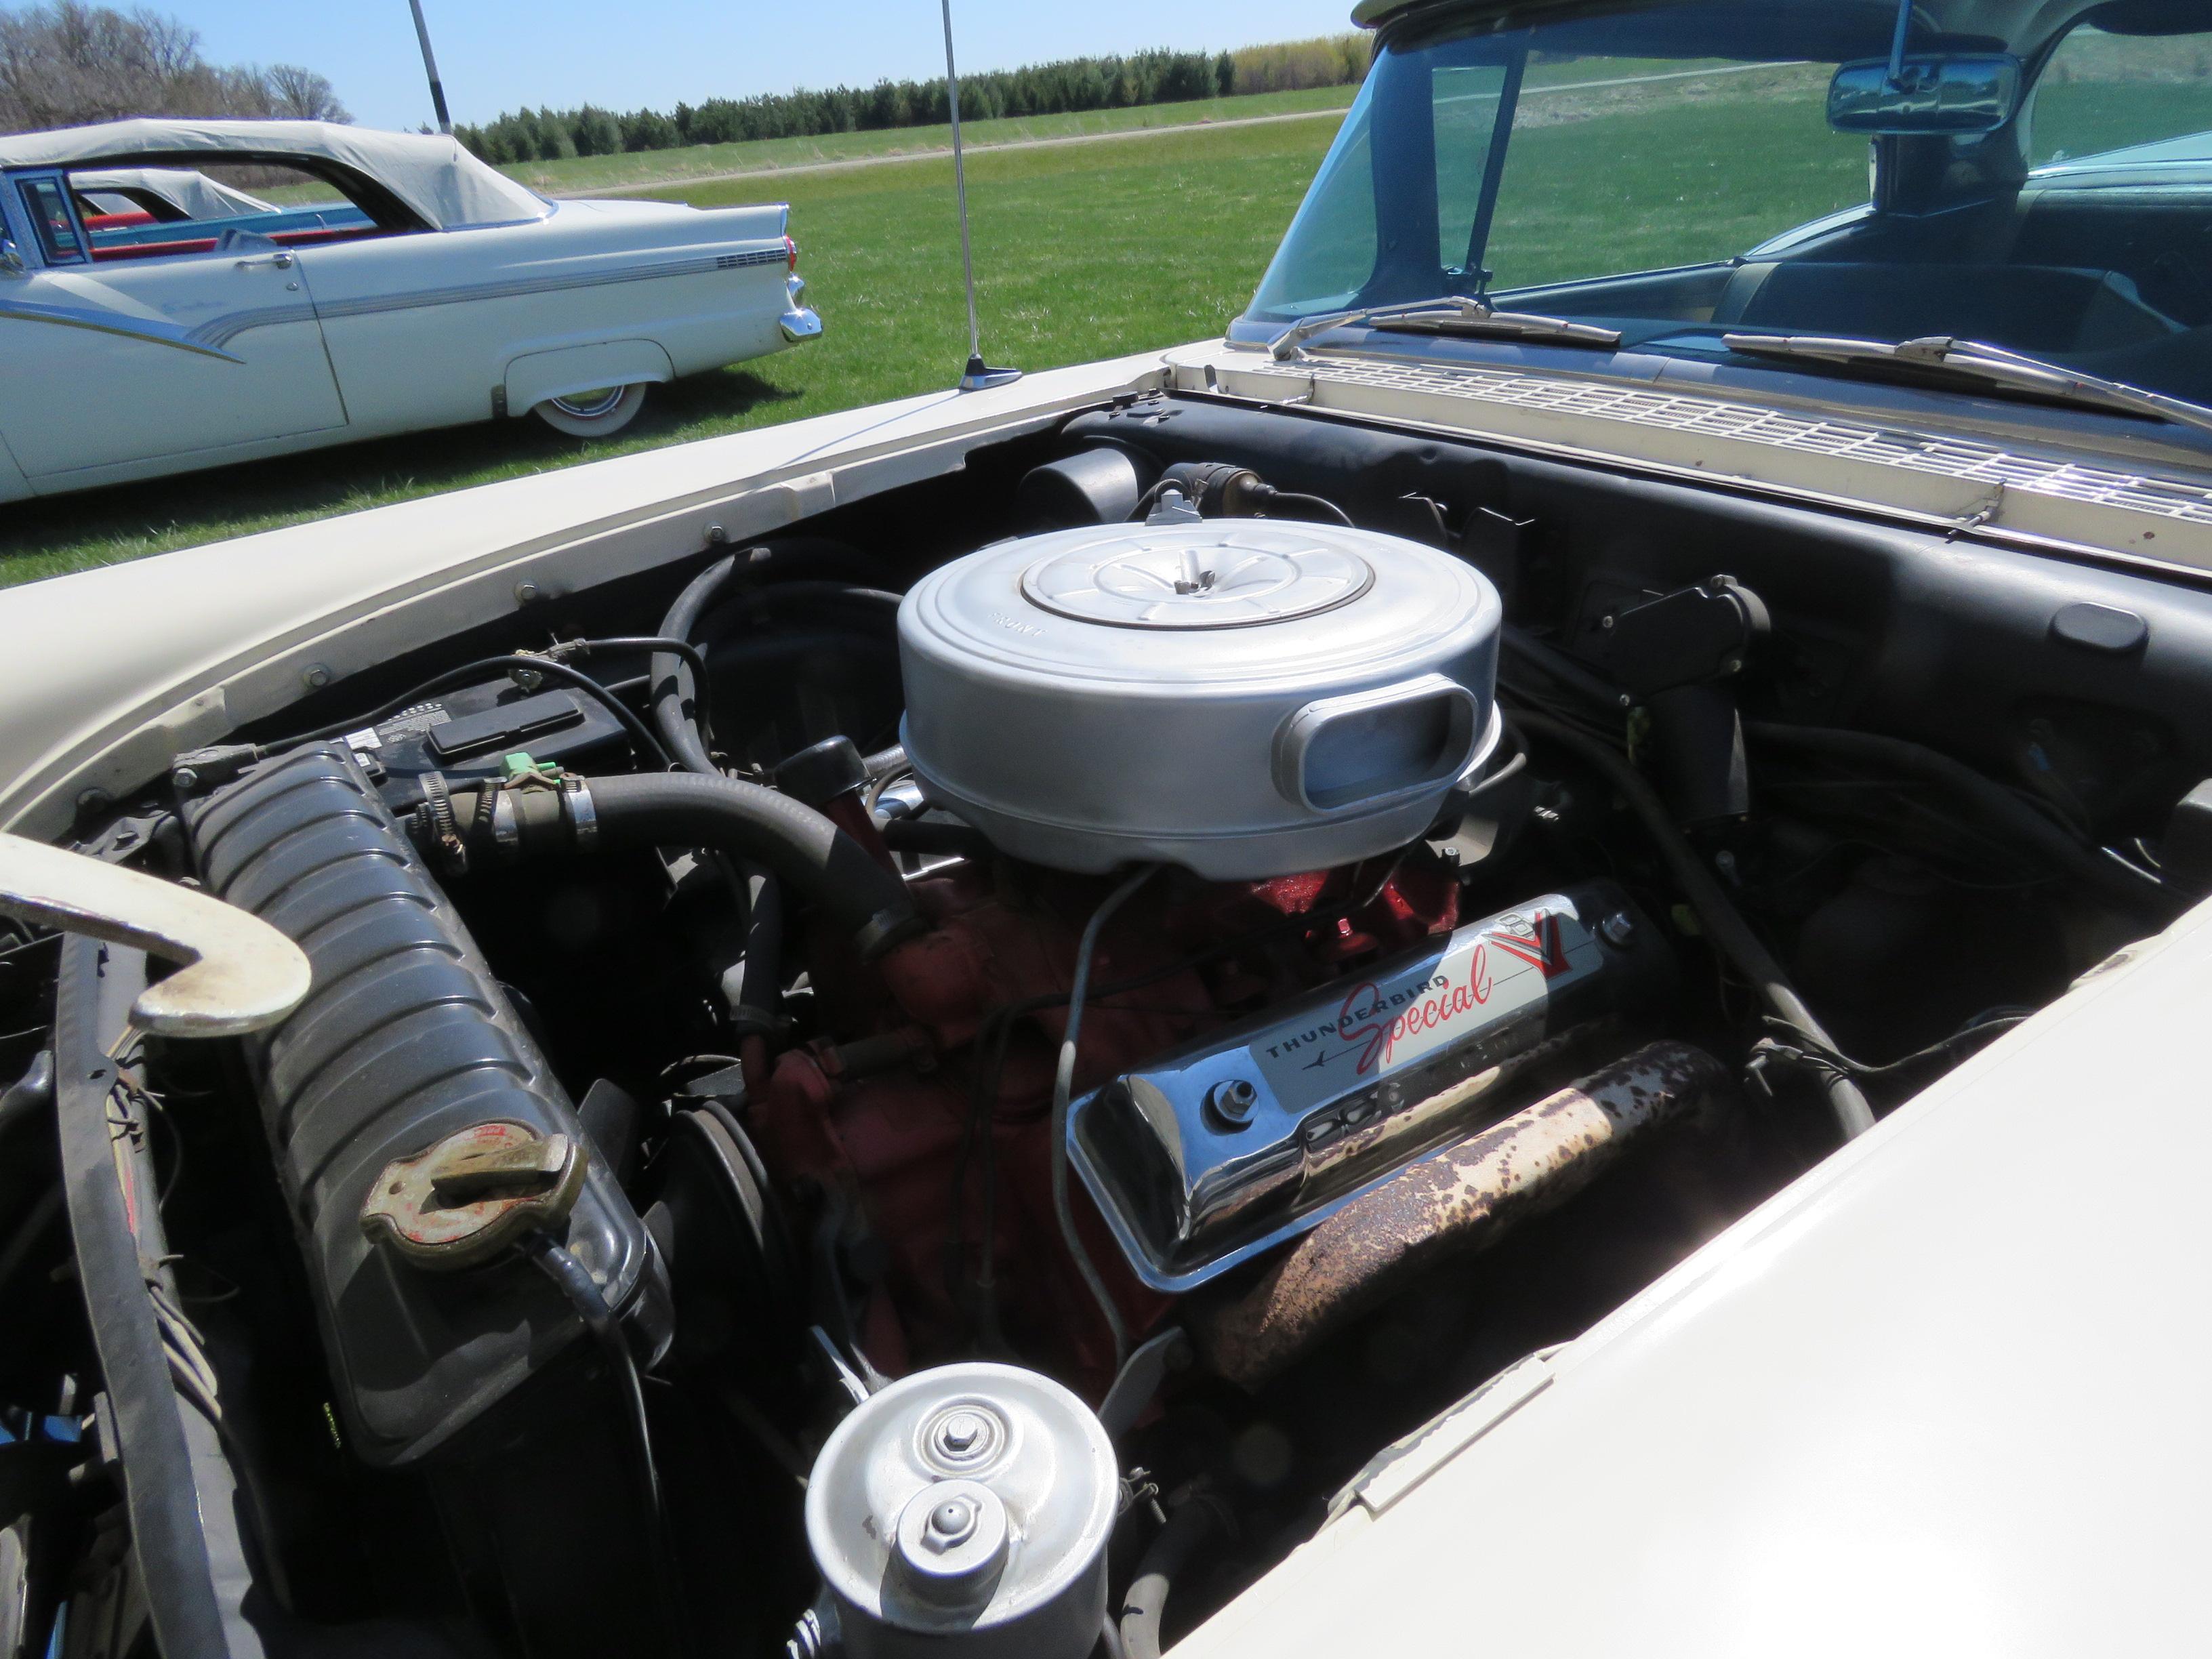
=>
[1187,1041,1728,1389]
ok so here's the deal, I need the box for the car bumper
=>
[780,273,821,344]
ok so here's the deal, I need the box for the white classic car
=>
[5,1,2212,1656]
[0,118,819,499]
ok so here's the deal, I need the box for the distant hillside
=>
[458,33,1370,165]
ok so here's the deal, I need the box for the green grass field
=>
[0,63,1891,588]
[0,110,1349,586]
[499,83,1361,193]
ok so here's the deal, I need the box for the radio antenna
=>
[941,0,1021,392]
[407,0,453,134]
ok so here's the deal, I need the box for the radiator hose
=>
[1120,1494,1231,1659]
[435,770,921,960]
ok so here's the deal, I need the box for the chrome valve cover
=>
[1068,882,1666,1290]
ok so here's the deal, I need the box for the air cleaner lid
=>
[1020,525,1375,630]
[898,520,1503,878]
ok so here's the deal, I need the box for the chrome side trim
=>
[0,294,243,361]
[308,247,784,329]
[183,301,321,350]
[89,245,794,353]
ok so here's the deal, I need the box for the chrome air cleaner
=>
[897,520,1502,878]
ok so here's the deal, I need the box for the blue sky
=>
[138,0,1360,131]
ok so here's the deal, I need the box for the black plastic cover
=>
[355,682,626,815]
[182,744,670,1467]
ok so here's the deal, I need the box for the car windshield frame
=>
[1231,0,2212,429]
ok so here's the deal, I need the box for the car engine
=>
[3,409,2192,1659]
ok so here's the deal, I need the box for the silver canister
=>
[804,1363,1119,1659]
[898,521,1502,878]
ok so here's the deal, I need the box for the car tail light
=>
[784,234,798,272]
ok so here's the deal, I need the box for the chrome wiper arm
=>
[1370,310,1622,349]
[1269,296,1620,361]
[1722,331,2212,445]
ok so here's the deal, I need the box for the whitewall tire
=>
[531,383,649,436]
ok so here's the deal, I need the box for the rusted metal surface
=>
[1189,1041,1729,1388]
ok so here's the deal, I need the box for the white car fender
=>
[0,426,30,506]
[505,339,676,414]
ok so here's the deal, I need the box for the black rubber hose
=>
[589,772,920,960]
[1120,1497,1228,1659]
[653,554,741,777]
[1513,710,1879,1141]
[735,863,785,1036]
[1744,720,2169,914]
[708,582,904,630]
[531,1237,679,1642]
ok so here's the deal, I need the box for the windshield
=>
[1242,0,2212,411]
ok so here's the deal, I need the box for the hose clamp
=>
[419,773,468,876]
[490,789,520,860]
[561,773,598,851]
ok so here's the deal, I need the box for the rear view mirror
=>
[1828,53,2023,135]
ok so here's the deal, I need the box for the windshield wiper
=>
[1269,296,1622,362]
[1721,331,2212,445]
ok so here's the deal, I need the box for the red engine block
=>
[747,856,1459,1396]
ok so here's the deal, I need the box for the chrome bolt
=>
[1598,910,1637,947]
[1206,1078,1259,1130]
[171,767,199,794]
[514,580,543,605]
[302,663,331,691]
[705,523,729,545]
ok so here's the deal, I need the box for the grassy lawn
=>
[0,63,1877,588]
[500,83,1361,193]
[0,114,1345,587]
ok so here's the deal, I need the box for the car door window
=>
[2030,22,2212,168]
[15,174,86,265]
[68,161,398,265]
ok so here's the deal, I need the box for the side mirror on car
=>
[1828,53,2023,136]
[0,233,26,276]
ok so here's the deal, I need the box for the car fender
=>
[0,426,31,504]
[504,338,676,414]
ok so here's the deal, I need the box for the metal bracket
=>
[0,831,309,1039]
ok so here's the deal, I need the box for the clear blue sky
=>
[140,0,1361,131]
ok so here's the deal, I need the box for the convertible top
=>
[0,119,549,231]
[71,167,273,220]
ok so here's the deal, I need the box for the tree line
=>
[459,34,1371,165]
[0,1,348,136]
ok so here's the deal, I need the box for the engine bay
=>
[4,390,2205,1658]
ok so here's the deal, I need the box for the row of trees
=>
[0,1,348,136]
[459,35,1370,165]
